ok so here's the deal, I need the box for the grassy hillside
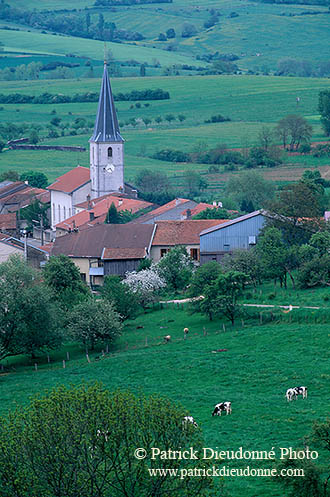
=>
[1,304,329,497]
[0,74,328,188]
[7,0,330,73]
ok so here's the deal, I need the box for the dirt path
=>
[161,297,326,310]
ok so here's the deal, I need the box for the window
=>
[108,147,113,159]
[80,273,86,282]
[58,205,61,222]
[224,244,230,251]
[190,248,199,261]
[249,235,256,245]
[52,203,55,222]
[160,248,168,258]
[63,206,66,219]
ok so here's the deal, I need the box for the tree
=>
[178,114,186,122]
[29,129,39,144]
[20,170,48,188]
[157,246,194,291]
[184,171,208,195]
[19,199,50,230]
[166,28,176,38]
[0,170,19,181]
[105,202,120,223]
[101,275,140,320]
[318,89,330,136]
[222,249,262,288]
[43,254,90,309]
[267,181,323,244]
[139,63,146,76]
[200,271,247,323]
[0,140,5,153]
[165,113,175,123]
[275,114,312,150]
[193,207,230,220]
[0,383,215,497]
[0,255,61,360]
[226,170,275,212]
[257,125,275,151]
[68,299,122,350]
[158,33,167,41]
[123,268,166,308]
[188,261,222,297]
[181,22,198,38]
[135,169,170,192]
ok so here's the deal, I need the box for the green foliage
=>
[297,255,330,288]
[0,139,5,153]
[0,255,61,360]
[222,249,263,288]
[0,170,19,181]
[137,257,152,271]
[19,170,48,188]
[157,246,194,291]
[101,275,140,320]
[135,168,170,192]
[19,199,50,230]
[43,254,90,309]
[275,114,313,150]
[68,300,122,350]
[319,89,330,136]
[105,202,137,224]
[188,261,222,297]
[226,170,275,212]
[192,207,230,220]
[200,271,247,324]
[0,382,213,497]
[152,149,190,162]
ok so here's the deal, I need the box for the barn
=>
[199,210,268,264]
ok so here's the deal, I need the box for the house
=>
[51,223,156,286]
[54,194,153,237]
[200,210,268,263]
[151,219,228,263]
[0,234,49,267]
[48,166,91,229]
[133,198,200,224]
[0,181,49,215]
[0,212,17,235]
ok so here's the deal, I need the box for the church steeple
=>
[90,63,123,143]
[89,63,124,199]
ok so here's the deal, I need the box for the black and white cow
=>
[182,416,198,428]
[212,402,232,416]
[286,386,308,401]
[294,386,308,399]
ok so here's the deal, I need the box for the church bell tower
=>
[89,63,124,199]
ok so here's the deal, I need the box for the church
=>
[48,62,132,232]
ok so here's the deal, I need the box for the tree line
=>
[0,88,170,105]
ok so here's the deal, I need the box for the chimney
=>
[218,201,223,208]
[118,198,123,207]
[86,194,91,210]
[175,198,179,206]
[186,208,191,219]
[89,212,95,221]
[213,201,217,207]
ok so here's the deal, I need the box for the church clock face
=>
[105,164,115,174]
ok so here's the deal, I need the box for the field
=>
[7,0,330,73]
[1,298,329,497]
[0,74,329,189]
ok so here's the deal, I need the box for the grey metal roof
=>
[199,210,266,236]
[90,63,124,143]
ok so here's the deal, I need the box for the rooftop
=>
[48,166,90,194]
[152,220,229,246]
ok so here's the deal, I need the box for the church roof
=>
[90,63,123,143]
[48,166,90,193]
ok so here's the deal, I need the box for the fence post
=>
[66,351,70,361]
[63,360,66,369]
[34,363,38,372]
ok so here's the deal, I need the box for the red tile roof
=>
[48,166,90,193]
[181,202,214,218]
[38,242,54,254]
[0,213,16,230]
[55,196,153,231]
[152,220,229,246]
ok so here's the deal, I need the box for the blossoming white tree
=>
[123,268,166,308]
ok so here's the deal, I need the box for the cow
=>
[286,388,297,402]
[182,416,198,428]
[212,402,232,416]
[294,386,308,399]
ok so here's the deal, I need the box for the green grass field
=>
[0,74,328,188]
[8,0,330,73]
[1,301,329,497]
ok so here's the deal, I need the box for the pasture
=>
[7,0,330,72]
[0,74,329,189]
[0,303,329,497]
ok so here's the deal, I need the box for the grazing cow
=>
[286,388,297,402]
[164,335,171,343]
[182,416,198,428]
[212,402,232,416]
[294,386,308,399]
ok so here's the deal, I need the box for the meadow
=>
[0,74,329,189]
[1,300,329,497]
[7,0,330,73]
